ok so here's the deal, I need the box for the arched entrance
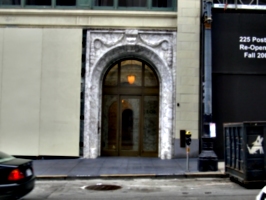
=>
[102,59,159,157]
[83,29,176,159]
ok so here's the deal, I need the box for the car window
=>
[0,151,14,163]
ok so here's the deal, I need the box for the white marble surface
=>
[84,29,176,159]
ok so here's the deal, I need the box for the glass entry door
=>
[120,96,140,154]
[102,96,141,156]
[101,59,159,157]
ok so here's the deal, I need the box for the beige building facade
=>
[0,0,201,159]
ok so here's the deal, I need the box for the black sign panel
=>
[213,12,266,73]
[212,10,266,159]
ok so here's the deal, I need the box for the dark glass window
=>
[260,0,266,5]
[152,0,172,7]
[118,0,147,7]
[94,0,113,6]
[56,0,76,6]
[26,0,51,6]
[241,0,254,4]
[2,0,20,5]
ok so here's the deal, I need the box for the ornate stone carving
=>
[84,29,176,159]
[139,34,173,67]
[89,30,174,67]
[125,29,138,45]
[90,33,124,65]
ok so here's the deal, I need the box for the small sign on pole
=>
[210,123,216,138]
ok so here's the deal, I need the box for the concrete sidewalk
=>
[33,157,226,179]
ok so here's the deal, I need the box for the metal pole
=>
[186,145,190,171]
[203,0,213,121]
[198,0,218,172]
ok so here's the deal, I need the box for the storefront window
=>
[0,0,176,10]
[94,0,113,6]
[118,0,147,7]
[56,0,76,6]
[1,0,20,5]
[152,0,172,7]
[26,0,51,6]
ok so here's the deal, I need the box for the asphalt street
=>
[23,178,262,200]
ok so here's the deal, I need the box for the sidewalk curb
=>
[36,172,228,180]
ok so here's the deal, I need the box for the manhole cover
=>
[85,184,122,191]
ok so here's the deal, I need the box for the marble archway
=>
[84,30,176,159]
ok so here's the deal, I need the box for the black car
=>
[0,151,35,200]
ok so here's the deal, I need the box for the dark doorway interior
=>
[101,59,159,157]
[122,109,133,150]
